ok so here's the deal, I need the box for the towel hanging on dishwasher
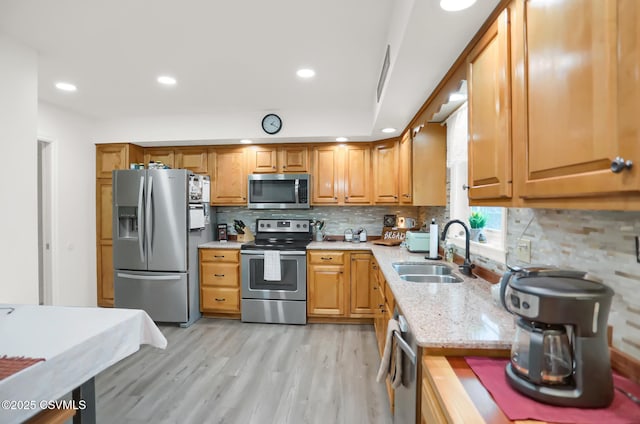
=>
[377,318,403,389]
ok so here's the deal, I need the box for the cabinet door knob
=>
[462,184,470,190]
[283,165,287,168]
[611,157,633,173]
[272,166,276,169]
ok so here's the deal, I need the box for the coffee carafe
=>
[499,267,615,408]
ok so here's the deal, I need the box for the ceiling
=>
[0,0,499,145]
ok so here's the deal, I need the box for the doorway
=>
[38,140,53,305]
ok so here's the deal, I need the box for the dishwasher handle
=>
[393,331,417,365]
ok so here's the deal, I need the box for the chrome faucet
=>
[440,219,476,277]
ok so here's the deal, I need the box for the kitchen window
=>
[446,102,505,263]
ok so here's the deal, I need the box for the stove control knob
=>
[266,223,271,228]
[522,301,530,310]
[260,223,264,228]
[303,223,307,228]
[296,224,301,228]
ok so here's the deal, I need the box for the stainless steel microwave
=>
[247,174,310,209]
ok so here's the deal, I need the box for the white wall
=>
[38,102,97,306]
[0,35,39,304]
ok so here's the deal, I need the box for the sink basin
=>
[392,262,453,276]
[391,262,463,283]
[400,274,463,283]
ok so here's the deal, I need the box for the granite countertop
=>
[199,241,244,249]
[307,241,516,350]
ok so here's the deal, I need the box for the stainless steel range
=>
[240,218,312,324]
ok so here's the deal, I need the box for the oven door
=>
[240,251,306,301]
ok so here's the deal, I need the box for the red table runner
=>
[0,356,45,381]
[465,357,640,424]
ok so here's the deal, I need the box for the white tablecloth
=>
[0,304,167,423]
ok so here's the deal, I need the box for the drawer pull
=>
[321,257,333,260]
[214,297,226,302]
[214,274,225,277]
[214,255,225,258]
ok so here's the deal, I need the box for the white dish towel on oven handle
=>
[263,250,282,281]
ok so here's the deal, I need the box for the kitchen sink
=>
[391,262,463,283]
[392,262,454,276]
[399,274,463,283]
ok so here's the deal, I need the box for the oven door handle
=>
[241,250,307,256]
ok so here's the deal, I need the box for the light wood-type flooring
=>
[95,318,392,424]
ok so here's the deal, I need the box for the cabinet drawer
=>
[201,262,239,288]
[308,251,345,265]
[201,287,239,312]
[421,371,447,424]
[200,249,239,263]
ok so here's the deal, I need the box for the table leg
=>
[72,377,95,424]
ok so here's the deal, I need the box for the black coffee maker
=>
[499,267,615,407]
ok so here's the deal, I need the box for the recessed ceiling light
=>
[449,92,466,102]
[336,137,348,142]
[440,0,476,12]
[157,75,177,85]
[55,82,77,92]
[296,68,316,78]
[240,139,253,144]
[381,127,397,134]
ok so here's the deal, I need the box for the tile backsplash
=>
[420,205,640,360]
[216,206,421,237]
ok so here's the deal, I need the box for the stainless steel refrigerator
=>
[112,169,212,327]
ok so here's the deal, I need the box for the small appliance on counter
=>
[397,217,416,229]
[405,231,430,253]
[499,267,615,407]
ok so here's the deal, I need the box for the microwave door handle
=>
[137,175,145,263]
[146,176,153,259]
[295,179,300,204]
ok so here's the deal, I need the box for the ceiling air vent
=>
[377,45,390,103]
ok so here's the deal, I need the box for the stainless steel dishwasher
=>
[393,307,418,424]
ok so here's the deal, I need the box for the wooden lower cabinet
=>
[199,249,240,315]
[307,264,346,316]
[350,252,374,317]
[97,241,114,307]
[307,250,375,319]
[371,257,395,410]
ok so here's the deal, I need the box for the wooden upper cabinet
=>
[249,146,278,173]
[248,145,308,173]
[343,144,371,204]
[519,0,639,198]
[144,148,175,169]
[208,147,247,205]
[96,144,143,178]
[175,148,208,173]
[412,123,446,206]
[399,130,413,204]
[467,7,512,201]
[615,0,640,194]
[312,145,342,204]
[280,146,308,173]
[372,140,399,203]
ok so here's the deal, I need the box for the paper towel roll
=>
[429,219,439,259]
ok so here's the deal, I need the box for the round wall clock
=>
[261,114,282,135]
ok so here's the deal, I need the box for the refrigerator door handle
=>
[116,272,181,281]
[146,176,153,259]
[137,175,145,263]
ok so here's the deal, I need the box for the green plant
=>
[469,211,487,229]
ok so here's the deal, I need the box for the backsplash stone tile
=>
[216,206,421,237]
[428,203,640,359]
